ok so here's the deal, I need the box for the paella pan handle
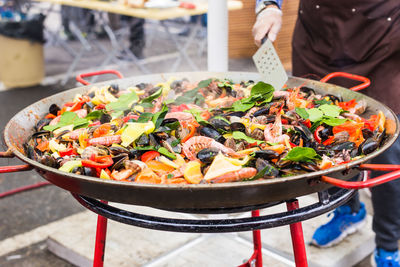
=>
[76,70,124,86]
[321,164,400,189]
[0,149,33,173]
[320,72,371,91]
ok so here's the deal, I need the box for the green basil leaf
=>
[212,116,230,124]
[283,147,322,162]
[232,101,255,112]
[232,131,264,145]
[141,88,162,103]
[295,107,309,119]
[246,164,278,181]
[319,104,342,118]
[197,78,213,88]
[158,147,177,160]
[85,110,104,121]
[43,111,88,131]
[106,91,138,112]
[164,121,181,131]
[307,108,324,122]
[170,139,181,147]
[314,99,332,105]
[139,102,154,108]
[251,81,274,97]
[321,117,347,126]
[137,112,153,122]
[152,104,168,129]
[167,173,174,179]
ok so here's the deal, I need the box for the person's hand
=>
[252,6,282,46]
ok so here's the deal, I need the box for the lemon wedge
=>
[184,161,204,184]
[100,169,111,180]
[226,155,250,166]
[121,121,155,147]
[203,153,241,181]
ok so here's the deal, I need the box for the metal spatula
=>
[252,38,288,90]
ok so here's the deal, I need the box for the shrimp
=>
[182,136,241,160]
[208,167,257,183]
[264,113,289,144]
[67,129,85,140]
[88,135,121,146]
[165,112,194,122]
[74,109,87,118]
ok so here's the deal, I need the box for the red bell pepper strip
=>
[323,136,335,146]
[45,113,57,119]
[82,155,113,169]
[141,151,160,162]
[88,121,101,127]
[314,126,324,143]
[170,104,190,112]
[123,114,139,123]
[59,148,79,157]
[63,102,75,107]
[200,110,211,121]
[337,99,357,111]
[94,104,106,110]
[302,119,312,128]
[181,123,196,143]
[92,124,111,138]
[281,119,289,125]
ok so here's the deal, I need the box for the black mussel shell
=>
[225,111,246,117]
[374,128,386,146]
[111,154,129,170]
[300,87,316,97]
[255,158,279,178]
[100,113,112,124]
[197,148,220,164]
[324,94,343,103]
[253,107,270,117]
[331,141,356,152]
[299,162,319,172]
[200,127,225,143]
[109,146,129,156]
[88,91,95,98]
[39,154,59,168]
[230,122,246,133]
[136,134,149,146]
[148,86,161,96]
[136,83,147,90]
[164,137,181,153]
[253,150,280,160]
[358,138,378,155]
[108,84,119,95]
[49,104,61,115]
[35,118,52,132]
[294,124,314,143]
[149,133,159,147]
[31,130,50,139]
[210,118,230,132]
[362,128,374,139]
[161,118,179,126]
[128,149,140,159]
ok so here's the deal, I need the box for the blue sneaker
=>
[373,248,400,267]
[311,202,367,247]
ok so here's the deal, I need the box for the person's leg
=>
[371,115,400,252]
[129,17,145,59]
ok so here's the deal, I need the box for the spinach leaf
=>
[152,104,168,129]
[320,117,347,126]
[137,112,153,122]
[295,107,309,119]
[44,111,88,131]
[106,91,138,114]
[85,110,104,121]
[251,81,274,98]
[319,104,342,118]
[232,131,264,145]
[283,147,322,162]
[307,108,324,122]
[140,88,162,103]
[164,121,181,131]
[232,101,255,112]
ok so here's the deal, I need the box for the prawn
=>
[208,167,257,183]
[165,112,194,122]
[182,136,241,160]
[88,135,121,146]
[264,113,290,144]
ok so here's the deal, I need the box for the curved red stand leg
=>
[238,210,263,267]
[93,201,108,267]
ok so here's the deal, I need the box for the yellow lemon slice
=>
[184,161,204,184]
[121,121,155,147]
[203,153,241,181]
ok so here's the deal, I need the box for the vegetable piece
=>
[183,161,204,184]
[337,99,357,111]
[232,131,264,145]
[81,155,113,169]
[44,111,88,132]
[59,160,82,172]
[322,136,335,146]
[203,153,242,181]
[146,160,175,174]
[59,148,78,157]
[302,119,312,128]
[314,126,324,143]
[106,91,138,112]
[45,113,57,119]
[120,121,155,147]
[135,168,161,184]
[100,169,111,180]
[181,123,196,143]
[283,147,322,162]
[159,156,179,169]
[141,151,160,162]
[36,139,49,152]
[157,147,177,160]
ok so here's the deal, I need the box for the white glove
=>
[252,7,283,46]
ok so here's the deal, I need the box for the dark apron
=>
[292,0,400,113]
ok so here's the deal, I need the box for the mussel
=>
[358,138,378,155]
[108,84,119,95]
[331,141,356,152]
[210,118,230,132]
[200,127,225,143]
[39,154,59,168]
[162,136,181,154]
[230,122,246,133]
[49,104,61,116]
[100,113,112,124]
[111,154,129,171]
[253,107,270,117]
[35,118,52,132]
[136,134,149,146]
[253,150,280,160]
[300,87,316,97]
[225,111,246,117]
[324,94,343,103]
[197,148,220,164]
[255,158,279,178]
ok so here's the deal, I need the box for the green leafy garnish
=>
[106,91,138,112]
[167,174,174,179]
[170,139,181,147]
[140,87,162,103]
[318,104,342,118]
[85,110,104,121]
[231,81,275,112]
[283,147,322,162]
[246,164,277,181]
[157,147,177,160]
[197,78,213,88]
[320,117,347,126]
[295,107,309,119]
[232,131,264,145]
[296,104,343,122]
[137,112,153,122]
[306,108,324,122]
[164,121,181,131]
[173,79,211,105]
[232,101,255,112]
[135,146,157,151]
[314,99,332,105]
[250,81,274,98]
[44,112,88,131]
[184,108,209,125]
[152,104,168,129]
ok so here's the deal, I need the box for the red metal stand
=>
[238,210,263,267]
[287,200,308,267]
[93,201,108,267]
